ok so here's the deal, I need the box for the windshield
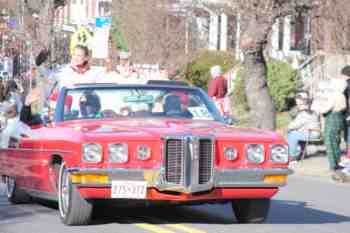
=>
[59,86,221,122]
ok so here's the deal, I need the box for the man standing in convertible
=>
[49,44,102,90]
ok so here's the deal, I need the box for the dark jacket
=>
[344,79,350,115]
[20,106,43,126]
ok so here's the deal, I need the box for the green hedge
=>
[233,59,299,112]
[232,68,249,111]
[267,59,299,111]
[111,17,129,52]
[184,50,236,90]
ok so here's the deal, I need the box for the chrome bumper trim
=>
[67,168,160,186]
[67,167,293,189]
[214,168,293,187]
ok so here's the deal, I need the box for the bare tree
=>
[222,0,312,130]
[112,0,197,69]
[22,0,66,63]
[311,0,350,52]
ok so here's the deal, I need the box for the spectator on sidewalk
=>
[287,96,321,161]
[103,57,120,82]
[2,80,23,114]
[98,57,122,83]
[0,100,32,148]
[208,65,229,115]
[312,78,347,173]
[115,51,139,83]
[341,65,350,153]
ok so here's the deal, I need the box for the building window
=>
[99,1,112,16]
[194,10,210,49]
[217,15,221,50]
[278,18,284,51]
[227,15,237,52]
[290,11,308,51]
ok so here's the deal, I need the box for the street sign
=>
[95,17,112,28]
[92,17,112,59]
[70,26,93,54]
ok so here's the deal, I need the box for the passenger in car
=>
[152,95,165,113]
[79,91,102,118]
[163,94,192,118]
[120,106,132,117]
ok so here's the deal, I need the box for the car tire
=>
[231,198,270,223]
[58,163,93,225]
[5,176,31,204]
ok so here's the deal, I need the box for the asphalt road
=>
[0,175,350,233]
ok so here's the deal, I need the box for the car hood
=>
[57,118,283,143]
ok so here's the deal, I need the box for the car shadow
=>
[267,200,350,224]
[0,199,57,224]
[89,199,350,225]
[2,193,350,226]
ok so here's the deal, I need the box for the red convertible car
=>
[0,82,292,225]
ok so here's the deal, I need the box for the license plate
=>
[111,181,147,199]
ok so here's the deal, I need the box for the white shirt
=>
[49,64,103,89]
[0,117,34,148]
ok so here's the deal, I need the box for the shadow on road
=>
[89,198,350,225]
[268,200,350,224]
[1,193,350,226]
[0,195,57,224]
[90,204,234,225]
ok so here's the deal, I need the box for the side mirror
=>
[223,115,239,125]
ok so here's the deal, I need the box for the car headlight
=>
[136,145,151,160]
[109,143,128,163]
[224,147,238,161]
[246,144,265,164]
[270,144,289,163]
[82,143,102,163]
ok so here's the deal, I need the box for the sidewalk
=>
[291,154,333,179]
[288,140,350,180]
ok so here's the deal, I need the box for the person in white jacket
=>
[312,78,347,173]
[49,45,102,90]
[0,101,34,148]
[287,96,321,160]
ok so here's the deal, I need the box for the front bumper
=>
[67,167,293,191]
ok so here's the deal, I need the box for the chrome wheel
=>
[58,163,70,218]
[6,177,15,198]
[58,162,93,225]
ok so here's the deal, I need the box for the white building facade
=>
[55,0,112,27]
[179,0,311,62]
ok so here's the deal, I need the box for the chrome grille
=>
[165,139,184,184]
[164,136,214,190]
[199,139,213,184]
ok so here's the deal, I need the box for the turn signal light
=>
[263,175,287,184]
[71,174,109,184]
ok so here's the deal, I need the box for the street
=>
[0,175,349,233]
